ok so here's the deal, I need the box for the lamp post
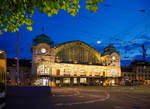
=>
[96,40,102,86]
[17,32,20,85]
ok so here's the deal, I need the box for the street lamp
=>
[16,32,20,85]
[0,50,4,54]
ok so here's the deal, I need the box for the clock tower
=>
[31,34,55,85]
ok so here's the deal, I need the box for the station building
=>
[31,34,121,86]
[0,49,6,84]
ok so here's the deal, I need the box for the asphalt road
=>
[51,87,150,109]
[6,86,150,109]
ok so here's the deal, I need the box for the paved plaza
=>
[6,86,150,109]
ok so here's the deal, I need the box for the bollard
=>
[0,83,6,109]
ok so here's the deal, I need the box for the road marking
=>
[114,106,125,109]
[55,93,110,106]
[124,94,149,103]
[52,88,80,97]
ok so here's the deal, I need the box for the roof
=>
[121,67,133,72]
[56,61,103,66]
[129,60,150,66]
[33,34,54,46]
[7,58,32,67]
[0,49,6,59]
[103,44,119,55]
[55,40,100,54]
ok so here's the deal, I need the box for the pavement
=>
[6,86,150,109]
[6,86,55,109]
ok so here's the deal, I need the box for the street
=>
[6,86,150,109]
[51,86,150,109]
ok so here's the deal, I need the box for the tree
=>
[0,0,104,34]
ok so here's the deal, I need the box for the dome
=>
[104,44,118,55]
[33,34,54,46]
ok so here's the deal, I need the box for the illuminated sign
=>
[37,65,49,74]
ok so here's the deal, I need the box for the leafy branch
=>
[0,0,104,34]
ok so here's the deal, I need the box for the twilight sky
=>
[0,0,150,66]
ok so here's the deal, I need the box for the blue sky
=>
[0,0,150,66]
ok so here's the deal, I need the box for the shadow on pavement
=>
[6,86,55,109]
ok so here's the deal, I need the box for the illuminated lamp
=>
[97,40,101,44]
[112,56,116,60]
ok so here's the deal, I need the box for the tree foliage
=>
[0,0,104,34]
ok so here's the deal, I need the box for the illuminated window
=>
[80,70,86,76]
[111,69,118,77]
[37,65,49,75]
[64,69,70,76]
[94,69,99,76]
[56,69,60,76]
[63,78,70,84]
[103,71,105,76]
[80,78,86,83]
[112,79,115,84]
[43,79,48,86]
[56,80,60,84]
[37,78,48,86]
[74,78,77,84]
[37,79,42,86]
[73,68,78,76]
[89,72,92,76]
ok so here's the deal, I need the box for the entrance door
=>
[37,78,48,86]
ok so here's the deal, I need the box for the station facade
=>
[31,34,121,86]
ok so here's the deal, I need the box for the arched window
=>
[37,65,49,75]
[56,69,60,76]
[73,68,78,76]
[103,71,105,77]
[64,69,70,76]
[94,69,99,76]
[111,69,118,77]
[80,70,86,76]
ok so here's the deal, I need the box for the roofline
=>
[55,40,100,54]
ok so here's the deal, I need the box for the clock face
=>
[112,56,116,60]
[41,48,46,54]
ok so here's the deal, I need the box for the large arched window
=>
[55,41,101,65]
[37,65,49,75]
